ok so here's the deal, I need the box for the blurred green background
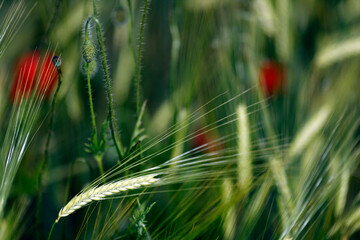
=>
[0,0,359,239]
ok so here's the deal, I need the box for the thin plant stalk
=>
[85,60,104,176]
[48,221,56,240]
[126,0,134,53]
[84,17,125,159]
[135,0,149,117]
[36,65,62,239]
[92,0,98,16]
[86,61,98,144]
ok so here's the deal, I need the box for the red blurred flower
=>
[259,61,286,97]
[10,51,58,102]
[192,129,221,153]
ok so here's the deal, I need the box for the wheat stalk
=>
[56,174,160,222]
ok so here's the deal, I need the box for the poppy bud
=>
[82,39,96,63]
[52,56,62,69]
[259,61,286,97]
[10,51,58,102]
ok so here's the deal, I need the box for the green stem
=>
[136,0,149,117]
[84,17,125,159]
[126,0,132,20]
[85,61,105,176]
[94,19,124,157]
[36,68,62,240]
[41,0,62,47]
[48,221,57,240]
[62,160,75,239]
[92,0,98,16]
[140,222,152,240]
[86,61,98,144]
[44,71,62,186]
[95,155,104,176]
[83,21,106,178]
[126,0,135,59]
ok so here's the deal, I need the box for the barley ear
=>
[237,104,252,191]
[55,174,160,223]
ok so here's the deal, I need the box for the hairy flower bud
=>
[81,59,97,78]
[82,40,96,63]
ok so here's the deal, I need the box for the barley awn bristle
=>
[56,174,160,222]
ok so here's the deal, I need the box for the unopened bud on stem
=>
[82,39,96,63]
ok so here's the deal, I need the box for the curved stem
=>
[48,221,57,240]
[85,17,125,159]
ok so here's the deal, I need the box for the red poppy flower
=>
[192,129,221,153]
[259,61,286,97]
[10,51,58,102]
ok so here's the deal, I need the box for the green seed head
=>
[82,40,96,63]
